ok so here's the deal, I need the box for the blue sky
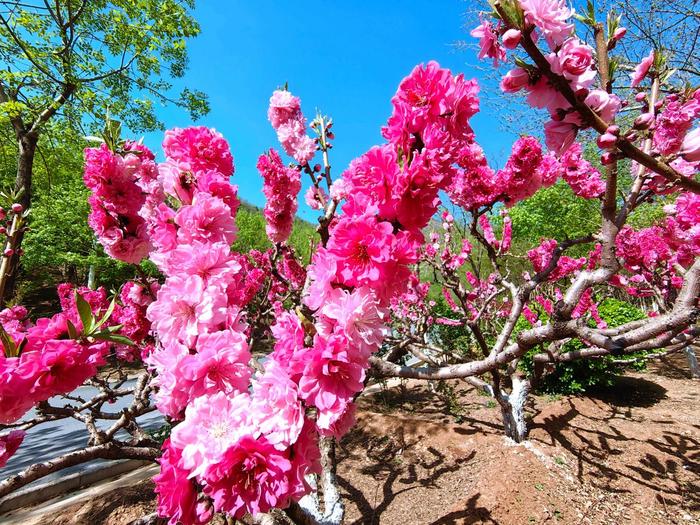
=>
[146,0,519,221]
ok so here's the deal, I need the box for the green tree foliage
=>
[0,0,208,303]
[234,203,318,263]
[0,0,208,135]
[508,180,600,255]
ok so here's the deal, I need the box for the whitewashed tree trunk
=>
[288,437,344,525]
[686,345,700,379]
[500,375,530,443]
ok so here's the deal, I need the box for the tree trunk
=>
[685,345,700,379]
[286,437,344,525]
[500,375,530,443]
[1,131,37,306]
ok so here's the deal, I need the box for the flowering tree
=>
[0,0,699,523]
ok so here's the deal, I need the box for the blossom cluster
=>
[472,0,620,154]
[257,149,301,244]
[267,89,317,165]
[614,192,700,297]
[85,127,325,523]
[0,300,108,425]
[0,279,156,441]
[471,0,700,190]
[84,142,156,263]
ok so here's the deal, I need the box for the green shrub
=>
[521,297,646,395]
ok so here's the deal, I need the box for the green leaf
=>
[92,332,134,346]
[66,318,79,340]
[93,296,117,331]
[0,324,17,358]
[75,292,95,334]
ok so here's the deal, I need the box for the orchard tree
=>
[0,1,698,524]
[0,0,208,304]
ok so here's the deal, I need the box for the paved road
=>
[1,380,163,488]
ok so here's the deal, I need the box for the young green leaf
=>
[75,292,95,334]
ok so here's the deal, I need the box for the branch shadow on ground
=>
[530,374,699,512]
[338,423,489,525]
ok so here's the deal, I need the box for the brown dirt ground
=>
[32,354,700,525]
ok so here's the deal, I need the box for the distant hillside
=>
[234,201,318,262]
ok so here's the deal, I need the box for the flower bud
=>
[0,227,7,235]
[634,92,646,102]
[606,125,620,136]
[634,112,654,129]
[502,29,522,49]
[612,27,627,41]
[601,152,617,165]
[597,133,617,150]
[680,128,700,162]
[3,249,14,257]
[10,203,22,214]
[0,208,5,221]
[499,67,529,93]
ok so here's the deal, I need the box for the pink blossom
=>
[182,330,252,398]
[158,161,196,204]
[155,241,240,283]
[0,429,24,468]
[267,90,316,165]
[585,90,621,124]
[30,341,103,398]
[154,440,204,525]
[318,402,357,439]
[393,150,444,230]
[203,435,292,518]
[270,310,307,378]
[544,120,578,155]
[175,193,237,246]
[526,77,570,115]
[327,214,395,288]
[303,248,338,311]
[0,356,39,424]
[171,391,253,479]
[84,144,152,264]
[162,127,234,175]
[298,335,365,419]
[304,185,327,210]
[318,287,387,356]
[146,275,228,347]
[253,361,304,448]
[268,90,301,129]
[520,0,575,49]
[496,136,544,205]
[548,38,596,89]
[382,61,453,148]
[470,19,506,66]
[528,238,586,280]
[654,97,699,155]
[342,145,399,221]
[448,141,498,209]
[536,152,563,186]
[630,51,654,87]
[502,29,522,49]
[145,342,192,419]
[287,418,321,497]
